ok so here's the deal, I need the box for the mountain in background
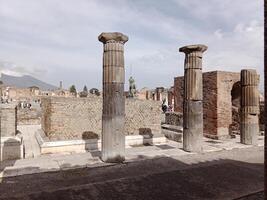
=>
[0,73,58,90]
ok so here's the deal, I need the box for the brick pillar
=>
[98,32,128,163]
[240,69,259,145]
[179,44,207,152]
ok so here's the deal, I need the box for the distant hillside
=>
[0,73,57,90]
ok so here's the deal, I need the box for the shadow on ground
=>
[0,154,264,200]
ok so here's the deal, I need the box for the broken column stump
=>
[98,32,128,163]
[179,44,208,152]
[240,69,260,145]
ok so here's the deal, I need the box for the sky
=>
[0,0,264,91]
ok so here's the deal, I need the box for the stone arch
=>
[230,81,241,134]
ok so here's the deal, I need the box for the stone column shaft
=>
[99,32,128,163]
[240,69,259,145]
[179,44,207,152]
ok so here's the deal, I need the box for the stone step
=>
[162,129,182,143]
[161,124,183,133]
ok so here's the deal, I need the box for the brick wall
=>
[17,108,41,125]
[174,71,240,139]
[216,71,240,137]
[41,96,161,141]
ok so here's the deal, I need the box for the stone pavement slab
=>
[0,146,263,200]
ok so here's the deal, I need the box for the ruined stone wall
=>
[41,97,161,141]
[174,71,240,139]
[174,72,218,136]
[216,72,240,137]
[0,103,17,137]
[174,77,183,113]
[17,108,41,125]
[165,112,183,126]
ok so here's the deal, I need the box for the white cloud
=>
[0,0,263,91]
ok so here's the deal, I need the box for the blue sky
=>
[0,0,263,91]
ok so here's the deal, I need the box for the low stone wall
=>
[17,108,41,125]
[165,112,183,126]
[0,136,23,161]
[41,97,162,141]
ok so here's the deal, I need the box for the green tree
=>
[69,85,77,94]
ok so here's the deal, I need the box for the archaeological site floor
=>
[0,146,263,200]
[0,124,264,199]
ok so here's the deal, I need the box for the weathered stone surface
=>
[165,112,183,126]
[98,32,128,44]
[179,44,208,56]
[184,69,202,100]
[0,103,17,137]
[0,136,23,161]
[17,108,41,125]
[41,97,162,140]
[174,71,240,139]
[99,32,128,162]
[240,113,259,145]
[240,69,259,145]
[183,100,203,152]
[179,44,207,152]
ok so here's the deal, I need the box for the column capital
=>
[98,32,128,44]
[179,44,208,54]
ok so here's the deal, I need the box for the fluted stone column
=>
[240,69,259,145]
[179,44,207,152]
[98,32,128,163]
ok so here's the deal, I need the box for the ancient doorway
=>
[230,81,241,134]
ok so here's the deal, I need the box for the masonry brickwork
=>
[41,96,161,141]
[174,71,240,139]
[17,108,41,125]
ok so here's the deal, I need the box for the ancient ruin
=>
[174,71,241,139]
[98,32,128,162]
[240,69,260,145]
[179,44,207,152]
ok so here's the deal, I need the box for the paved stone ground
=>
[0,146,263,200]
[236,191,264,200]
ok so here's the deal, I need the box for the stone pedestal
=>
[0,103,17,137]
[179,44,207,152]
[240,69,259,145]
[98,32,128,163]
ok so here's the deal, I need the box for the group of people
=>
[19,101,32,109]
[161,99,173,113]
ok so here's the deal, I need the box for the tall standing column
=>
[240,69,259,145]
[179,44,207,152]
[98,32,128,163]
